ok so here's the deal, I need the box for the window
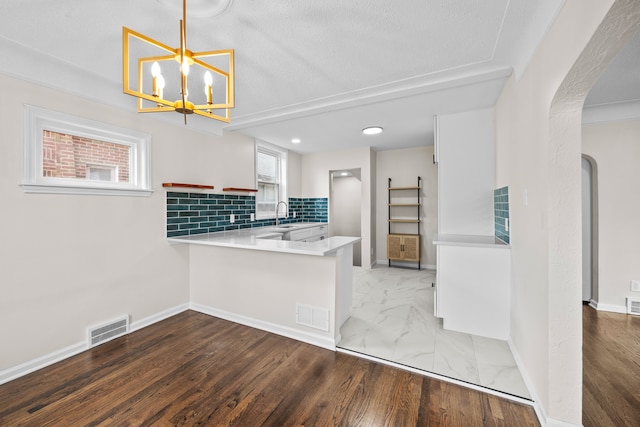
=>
[23,105,152,196]
[87,164,118,182]
[256,141,287,219]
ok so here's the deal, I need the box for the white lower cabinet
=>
[435,240,511,340]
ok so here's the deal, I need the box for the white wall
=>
[582,118,640,311]
[287,151,302,198]
[437,108,495,236]
[0,73,256,374]
[301,147,375,267]
[375,146,437,268]
[494,0,638,425]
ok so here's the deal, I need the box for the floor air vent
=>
[627,298,640,316]
[88,316,129,347]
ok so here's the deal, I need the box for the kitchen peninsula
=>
[168,223,360,350]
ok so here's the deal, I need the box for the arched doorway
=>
[547,1,640,424]
[581,155,599,304]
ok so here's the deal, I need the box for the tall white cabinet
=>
[433,108,511,340]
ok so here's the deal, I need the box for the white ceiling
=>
[2,0,633,155]
[585,28,640,107]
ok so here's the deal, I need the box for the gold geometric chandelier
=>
[122,0,234,124]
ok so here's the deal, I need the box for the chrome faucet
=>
[275,200,288,226]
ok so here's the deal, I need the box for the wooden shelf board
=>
[388,204,421,207]
[388,219,420,223]
[388,186,420,190]
[162,183,214,189]
[222,187,258,192]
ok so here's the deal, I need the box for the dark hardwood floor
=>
[0,310,539,426]
[583,305,640,427]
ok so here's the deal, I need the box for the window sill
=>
[21,183,154,197]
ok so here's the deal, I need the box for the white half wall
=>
[188,244,339,348]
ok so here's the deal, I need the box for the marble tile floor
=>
[337,265,531,399]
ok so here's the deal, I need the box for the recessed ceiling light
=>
[362,126,383,135]
[341,172,348,176]
[291,138,301,144]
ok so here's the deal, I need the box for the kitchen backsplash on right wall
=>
[494,186,510,244]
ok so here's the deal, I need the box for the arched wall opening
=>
[495,1,640,425]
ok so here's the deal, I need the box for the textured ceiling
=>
[0,0,593,153]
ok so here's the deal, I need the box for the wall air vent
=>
[296,303,330,331]
[626,298,640,316]
[88,316,129,347]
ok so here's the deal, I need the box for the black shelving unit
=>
[387,176,421,269]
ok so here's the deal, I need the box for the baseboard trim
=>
[0,341,88,386]
[590,301,626,314]
[189,303,337,351]
[374,260,436,270]
[507,339,546,426]
[506,340,583,427]
[130,303,190,332]
[0,303,190,386]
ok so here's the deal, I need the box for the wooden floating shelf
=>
[388,186,420,191]
[388,203,421,207]
[222,187,258,192]
[388,219,421,223]
[162,183,214,189]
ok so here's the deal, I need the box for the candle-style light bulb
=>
[204,71,213,87]
[157,74,165,98]
[204,71,213,105]
[179,59,190,101]
[181,59,190,76]
[151,61,162,97]
[151,61,161,77]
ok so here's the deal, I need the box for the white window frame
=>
[255,140,287,220]
[22,105,152,196]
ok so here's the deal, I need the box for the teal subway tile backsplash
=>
[289,197,329,223]
[494,186,510,244]
[166,192,328,237]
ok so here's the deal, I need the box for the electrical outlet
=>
[250,213,255,222]
[230,214,235,223]
[631,280,640,292]
[505,218,509,231]
[293,212,296,218]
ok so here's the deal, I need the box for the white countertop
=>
[168,223,361,256]
[433,233,510,249]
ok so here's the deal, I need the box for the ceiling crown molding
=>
[226,64,512,131]
[582,99,640,124]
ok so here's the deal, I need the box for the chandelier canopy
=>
[122,0,234,124]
